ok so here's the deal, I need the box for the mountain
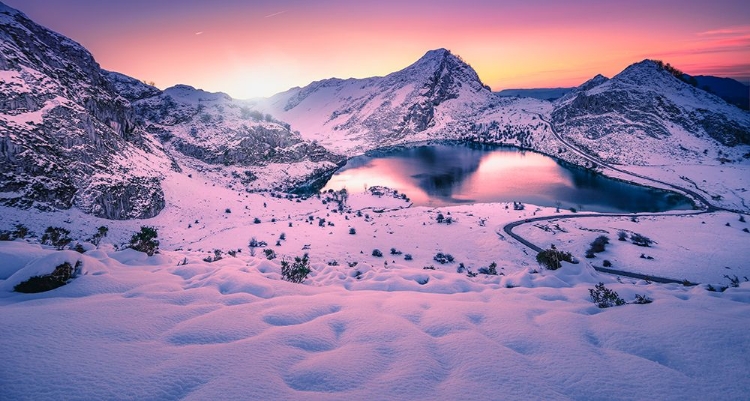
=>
[691,75,749,111]
[0,3,169,219]
[551,60,750,165]
[0,2,345,219]
[115,78,346,192]
[255,49,524,155]
[496,87,573,101]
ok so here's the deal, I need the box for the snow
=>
[2,6,750,397]
[1,167,750,399]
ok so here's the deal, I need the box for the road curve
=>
[501,115,743,284]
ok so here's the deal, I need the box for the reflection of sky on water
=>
[323,144,693,212]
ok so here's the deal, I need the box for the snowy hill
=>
[552,60,750,166]
[0,4,170,218]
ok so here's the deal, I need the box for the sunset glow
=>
[6,0,750,98]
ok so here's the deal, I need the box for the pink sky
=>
[5,0,749,98]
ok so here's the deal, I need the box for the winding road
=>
[502,115,741,284]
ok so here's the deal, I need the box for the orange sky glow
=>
[6,0,749,98]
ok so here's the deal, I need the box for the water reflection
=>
[323,144,693,213]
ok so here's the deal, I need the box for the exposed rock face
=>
[0,4,167,219]
[124,84,346,175]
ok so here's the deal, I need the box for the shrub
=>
[349,228,356,235]
[91,226,108,247]
[225,208,231,213]
[372,249,383,257]
[13,224,29,239]
[602,260,612,267]
[390,248,402,255]
[254,217,261,224]
[129,226,159,256]
[617,231,628,241]
[436,213,445,223]
[589,282,626,308]
[14,261,80,293]
[279,233,286,241]
[404,254,413,261]
[535,248,573,270]
[740,215,746,223]
[263,249,276,260]
[633,294,653,304]
[588,235,609,253]
[630,233,653,247]
[41,227,72,250]
[488,262,498,275]
[281,254,311,283]
[433,252,454,264]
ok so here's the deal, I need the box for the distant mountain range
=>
[1,2,748,219]
[690,75,749,111]
[496,88,573,101]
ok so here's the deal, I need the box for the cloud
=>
[697,25,750,36]
[264,10,286,18]
[195,31,203,35]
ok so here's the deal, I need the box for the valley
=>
[1,2,749,400]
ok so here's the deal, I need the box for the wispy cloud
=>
[697,25,750,36]
[195,31,204,36]
[264,10,286,19]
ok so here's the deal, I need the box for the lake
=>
[322,143,694,213]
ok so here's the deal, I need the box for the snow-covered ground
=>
[2,165,749,400]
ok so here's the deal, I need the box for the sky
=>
[5,0,749,99]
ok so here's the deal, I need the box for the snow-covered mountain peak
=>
[606,59,684,89]
[392,48,489,93]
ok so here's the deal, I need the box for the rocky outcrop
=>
[551,60,750,164]
[0,4,166,219]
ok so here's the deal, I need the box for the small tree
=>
[41,227,72,250]
[13,224,29,239]
[588,235,609,253]
[372,249,383,257]
[281,254,311,283]
[130,226,159,256]
[91,226,108,247]
[263,248,276,260]
[436,213,445,223]
[536,248,573,270]
[349,227,356,235]
[630,233,653,247]
[589,282,626,308]
[14,261,80,293]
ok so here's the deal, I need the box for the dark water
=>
[322,143,694,213]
